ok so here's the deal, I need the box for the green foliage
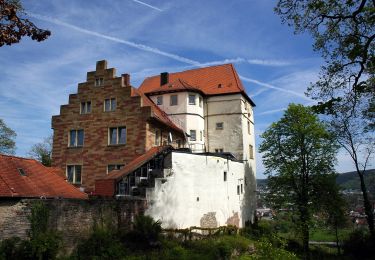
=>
[342,229,375,259]
[0,118,16,155]
[259,104,339,256]
[0,202,61,260]
[72,226,126,260]
[275,0,374,127]
[122,215,162,249]
[246,239,298,260]
[27,201,61,260]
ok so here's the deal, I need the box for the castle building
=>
[52,60,257,227]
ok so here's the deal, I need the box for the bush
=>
[121,215,162,249]
[73,227,126,259]
[247,239,298,260]
[342,229,375,259]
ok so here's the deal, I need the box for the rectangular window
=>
[224,171,227,182]
[170,95,178,106]
[109,127,126,145]
[67,165,82,184]
[69,129,84,147]
[215,148,223,153]
[155,130,160,146]
[199,97,203,108]
[247,121,251,135]
[95,78,104,86]
[249,144,254,159]
[200,131,203,141]
[80,101,91,114]
[156,96,163,105]
[237,185,240,195]
[104,98,116,112]
[188,94,196,105]
[190,130,196,141]
[216,122,224,130]
[107,164,125,173]
[241,184,243,194]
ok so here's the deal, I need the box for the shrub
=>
[342,229,375,259]
[122,215,162,249]
[73,227,126,259]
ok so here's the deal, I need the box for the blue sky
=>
[0,0,361,178]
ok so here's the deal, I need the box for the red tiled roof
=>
[0,154,87,199]
[102,145,172,181]
[138,64,255,106]
[131,89,185,133]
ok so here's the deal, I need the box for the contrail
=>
[239,75,313,101]
[28,13,199,66]
[131,0,162,12]
[29,13,310,100]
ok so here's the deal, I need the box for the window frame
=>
[249,144,254,159]
[107,164,125,174]
[189,130,196,141]
[80,101,92,114]
[156,96,163,105]
[170,95,178,106]
[104,98,116,112]
[188,94,196,105]
[108,126,127,145]
[66,165,82,184]
[69,129,84,147]
[216,122,224,130]
[95,77,104,86]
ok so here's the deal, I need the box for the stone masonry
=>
[52,60,185,191]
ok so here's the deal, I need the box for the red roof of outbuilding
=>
[0,154,88,199]
[138,64,255,106]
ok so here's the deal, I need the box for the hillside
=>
[257,169,375,192]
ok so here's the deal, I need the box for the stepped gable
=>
[138,64,255,106]
[0,154,87,199]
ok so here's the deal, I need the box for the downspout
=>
[205,99,209,152]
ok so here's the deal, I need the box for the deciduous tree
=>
[275,0,375,127]
[0,0,51,47]
[259,104,338,258]
[28,135,52,166]
[0,118,16,155]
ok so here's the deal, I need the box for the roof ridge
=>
[144,63,233,80]
[0,153,36,161]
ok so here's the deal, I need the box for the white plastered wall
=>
[150,92,205,151]
[145,152,249,228]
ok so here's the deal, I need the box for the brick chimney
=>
[122,73,130,86]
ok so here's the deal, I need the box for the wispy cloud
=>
[247,59,291,66]
[28,13,199,66]
[131,0,162,12]
[257,107,286,115]
[240,75,313,101]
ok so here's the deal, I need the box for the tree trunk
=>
[335,221,341,255]
[358,171,375,238]
[299,203,310,259]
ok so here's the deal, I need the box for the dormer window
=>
[95,78,104,86]
[18,168,27,176]
[218,84,222,88]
